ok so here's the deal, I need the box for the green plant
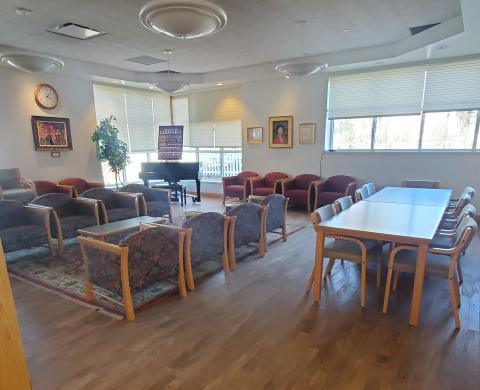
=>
[91,116,130,188]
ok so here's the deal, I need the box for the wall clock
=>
[35,84,59,109]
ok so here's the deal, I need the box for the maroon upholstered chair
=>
[314,175,357,209]
[222,171,259,202]
[250,172,288,196]
[34,181,75,197]
[280,174,321,212]
[58,178,104,198]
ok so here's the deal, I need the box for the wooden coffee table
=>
[78,216,166,241]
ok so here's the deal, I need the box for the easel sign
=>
[158,125,183,160]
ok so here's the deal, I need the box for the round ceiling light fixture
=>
[151,80,190,93]
[275,62,328,77]
[139,0,227,39]
[0,52,64,73]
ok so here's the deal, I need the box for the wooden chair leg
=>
[392,271,400,292]
[448,278,461,329]
[457,261,463,285]
[383,250,396,314]
[306,266,315,293]
[120,251,135,321]
[453,274,461,308]
[323,258,335,280]
[360,259,367,308]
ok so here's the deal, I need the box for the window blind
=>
[190,121,215,147]
[172,96,190,146]
[328,66,426,119]
[214,96,242,147]
[423,59,480,111]
[125,90,155,152]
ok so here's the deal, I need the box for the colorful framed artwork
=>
[299,123,316,144]
[31,116,72,151]
[247,127,263,144]
[269,116,293,148]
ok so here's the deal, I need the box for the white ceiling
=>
[0,0,462,73]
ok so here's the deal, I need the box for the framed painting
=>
[247,127,263,144]
[299,123,316,144]
[31,116,72,151]
[269,116,293,148]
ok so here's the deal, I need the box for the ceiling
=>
[0,0,463,74]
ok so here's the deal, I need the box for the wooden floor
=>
[11,197,480,389]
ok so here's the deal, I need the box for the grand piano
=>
[139,162,201,202]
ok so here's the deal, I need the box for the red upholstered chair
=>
[58,178,104,198]
[34,181,75,197]
[250,172,289,196]
[314,175,357,209]
[280,174,321,212]
[222,171,259,202]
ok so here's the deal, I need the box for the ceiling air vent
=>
[125,56,165,65]
[47,23,106,40]
[409,23,440,36]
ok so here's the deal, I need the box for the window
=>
[327,59,480,151]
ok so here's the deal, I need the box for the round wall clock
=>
[35,83,59,109]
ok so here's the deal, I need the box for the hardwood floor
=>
[11,197,480,389]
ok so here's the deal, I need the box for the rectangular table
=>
[78,216,165,241]
[365,186,452,206]
[313,188,451,326]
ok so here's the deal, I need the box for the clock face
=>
[35,84,58,109]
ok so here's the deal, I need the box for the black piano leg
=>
[195,179,201,203]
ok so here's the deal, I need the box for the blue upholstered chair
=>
[260,194,289,248]
[121,183,172,222]
[0,200,53,253]
[30,193,100,254]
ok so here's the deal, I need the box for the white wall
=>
[0,66,102,182]
[240,75,480,203]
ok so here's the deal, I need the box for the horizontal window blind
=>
[423,59,480,111]
[125,90,155,152]
[172,96,190,146]
[328,66,426,119]
[214,96,242,147]
[190,121,214,147]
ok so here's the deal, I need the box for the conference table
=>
[311,186,452,326]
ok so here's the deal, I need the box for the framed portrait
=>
[299,123,316,144]
[269,116,293,148]
[31,116,72,151]
[247,127,263,144]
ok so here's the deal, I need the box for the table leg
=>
[313,230,325,303]
[409,243,428,326]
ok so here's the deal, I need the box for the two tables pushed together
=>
[311,187,452,326]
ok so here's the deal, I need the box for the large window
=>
[327,59,480,151]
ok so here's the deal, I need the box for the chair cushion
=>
[253,187,275,196]
[107,208,138,223]
[0,225,47,253]
[2,188,35,203]
[146,201,169,218]
[285,189,308,205]
[225,185,244,197]
[324,239,382,262]
[392,250,451,277]
[58,215,98,239]
[430,236,454,248]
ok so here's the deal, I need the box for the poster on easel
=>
[158,125,183,160]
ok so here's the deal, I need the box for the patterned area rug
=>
[6,224,305,319]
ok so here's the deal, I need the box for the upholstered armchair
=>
[30,193,100,254]
[58,178,104,197]
[78,224,189,320]
[0,200,53,254]
[121,183,172,222]
[314,175,357,209]
[34,180,75,197]
[260,194,289,248]
[250,172,289,196]
[280,174,321,212]
[80,188,140,224]
[226,203,267,269]
[0,168,36,204]
[222,171,259,202]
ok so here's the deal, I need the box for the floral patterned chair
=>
[34,180,75,197]
[0,168,36,204]
[260,194,289,249]
[280,174,322,212]
[30,193,100,254]
[78,224,189,320]
[58,178,104,197]
[250,172,289,196]
[0,200,53,253]
[222,171,259,202]
[314,175,357,209]
[121,183,172,222]
[80,188,141,224]
[226,203,268,269]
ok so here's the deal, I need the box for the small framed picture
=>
[247,127,263,144]
[31,116,72,151]
[269,116,293,148]
[299,123,316,144]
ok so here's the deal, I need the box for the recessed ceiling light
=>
[15,7,33,16]
[285,75,291,79]
[343,27,351,32]
[216,82,224,86]
[436,44,448,50]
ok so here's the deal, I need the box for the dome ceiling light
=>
[275,21,328,77]
[0,52,64,73]
[151,49,190,93]
[139,0,227,39]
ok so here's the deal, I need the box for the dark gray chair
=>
[0,168,36,204]
[0,200,53,253]
[80,188,140,224]
[260,194,289,248]
[121,183,172,222]
[30,193,100,254]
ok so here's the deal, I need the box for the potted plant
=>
[91,116,130,189]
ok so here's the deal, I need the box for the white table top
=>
[365,186,452,207]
